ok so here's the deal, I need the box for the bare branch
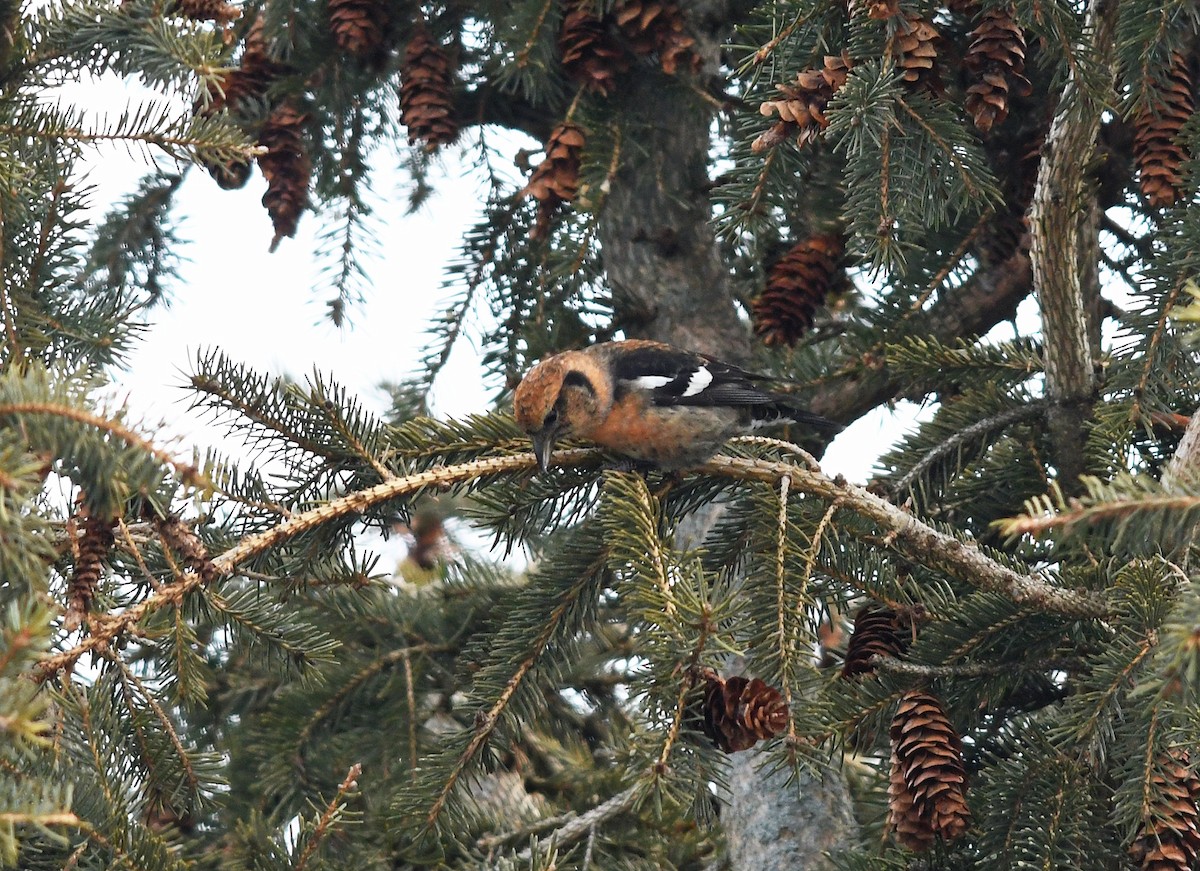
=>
[1027,0,1117,487]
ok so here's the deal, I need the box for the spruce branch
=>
[510,784,642,864]
[872,654,1082,678]
[1027,0,1117,488]
[807,250,1033,425]
[34,443,1108,683]
[1133,276,1187,423]
[697,454,1109,618]
[420,547,609,835]
[0,401,209,489]
[996,479,1200,540]
[33,451,591,681]
[296,644,446,750]
[292,763,362,871]
[887,399,1049,498]
[109,652,198,797]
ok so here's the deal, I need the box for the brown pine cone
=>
[328,0,390,60]
[1130,750,1200,871]
[66,509,116,632]
[894,12,942,93]
[208,17,286,115]
[841,604,909,678]
[690,668,788,753]
[755,55,852,152]
[963,6,1033,133]
[752,232,845,346]
[612,0,700,76]
[559,1,628,96]
[888,690,971,850]
[172,0,239,26]
[257,100,312,250]
[400,22,459,149]
[1133,53,1194,208]
[521,122,587,239]
[863,0,900,19]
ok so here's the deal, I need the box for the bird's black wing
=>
[610,344,786,407]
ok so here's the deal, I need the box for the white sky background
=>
[73,72,936,566]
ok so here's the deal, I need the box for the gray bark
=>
[1027,0,1116,490]
[721,747,859,871]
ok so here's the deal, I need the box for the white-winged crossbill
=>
[513,339,842,469]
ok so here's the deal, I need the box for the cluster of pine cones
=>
[748,2,1192,347]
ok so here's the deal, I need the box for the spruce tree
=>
[5,0,1200,869]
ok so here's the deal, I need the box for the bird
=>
[512,339,842,470]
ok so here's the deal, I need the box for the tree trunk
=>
[596,10,858,861]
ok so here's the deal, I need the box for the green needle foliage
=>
[7,0,1200,869]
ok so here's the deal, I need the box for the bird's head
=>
[513,352,603,470]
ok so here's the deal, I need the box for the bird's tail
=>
[751,398,844,434]
[787,406,844,434]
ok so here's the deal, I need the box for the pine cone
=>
[863,0,900,19]
[153,514,217,583]
[752,232,845,346]
[755,55,852,152]
[894,12,942,93]
[172,0,239,26]
[400,22,459,150]
[210,17,285,115]
[559,1,628,96]
[841,605,909,678]
[196,16,285,186]
[963,6,1033,133]
[888,749,936,851]
[257,100,312,250]
[328,0,390,60]
[207,159,253,190]
[1134,53,1194,208]
[612,0,700,76]
[888,690,971,850]
[67,510,116,632]
[690,669,788,752]
[1130,751,1200,871]
[521,122,586,240]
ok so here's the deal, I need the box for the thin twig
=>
[751,12,805,67]
[998,492,1200,537]
[402,648,417,775]
[895,94,981,200]
[292,763,362,871]
[774,474,795,737]
[872,654,1082,678]
[0,192,17,358]
[511,784,642,864]
[296,645,443,749]
[729,435,819,471]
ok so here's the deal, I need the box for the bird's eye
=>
[543,409,559,428]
